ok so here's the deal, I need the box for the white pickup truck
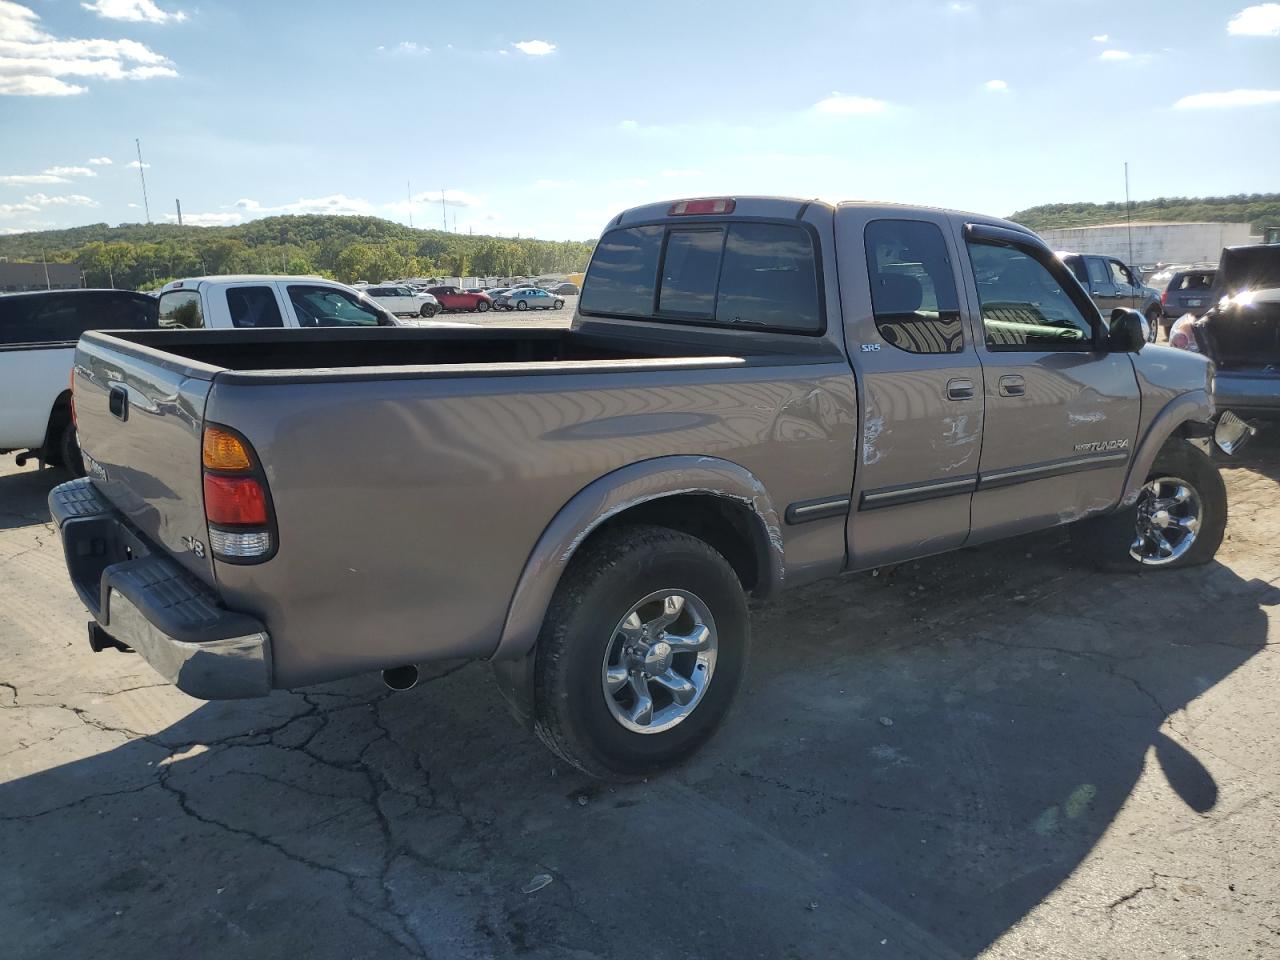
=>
[3,276,399,476]
[1,289,158,474]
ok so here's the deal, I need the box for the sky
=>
[1,0,1278,240]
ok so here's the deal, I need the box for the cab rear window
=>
[581,220,822,333]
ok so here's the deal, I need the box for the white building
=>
[1034,221,1255,267]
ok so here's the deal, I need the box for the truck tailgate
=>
[73,333,218,587]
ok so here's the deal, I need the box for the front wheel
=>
[419,303,438,318]
[1145,306,1163,343]
[1071,440,1227,571]
[553,299,565,310]
[515,300,528,311]
[532,525,749,780]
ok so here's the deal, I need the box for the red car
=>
[426,286,492,313]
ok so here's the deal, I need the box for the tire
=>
[532,525,750,780]
[419,303,438,318]
[553,299,565,310]
[57,421,85,478]
[1071,439,1227,572]
[476,300,490,313]
[1145,306,1162,343]
[516,300,528,312]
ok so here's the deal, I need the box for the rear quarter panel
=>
[0,344,71,449]
[207,361,858,688]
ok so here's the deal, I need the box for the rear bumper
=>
[1213,369,1280,419]
[49,479,272,699]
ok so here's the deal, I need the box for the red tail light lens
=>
[1160,291,1167,305]
[203,474,269,526]
[669,198,735,216]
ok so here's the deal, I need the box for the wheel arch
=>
[491,456,784,663]
[1119,388,1214,507]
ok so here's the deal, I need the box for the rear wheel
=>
[1071,440,1227,571]
[476,299,490,313]
[57,422,85,477]
[532,525,749,780]
[553,299,565,310]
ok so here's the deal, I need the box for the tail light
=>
[1168,316,1199,353]
[1160,291,1167,305]
[201,424,276,562]
[69,367,77,426]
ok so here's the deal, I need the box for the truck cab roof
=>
[160,275,330,293]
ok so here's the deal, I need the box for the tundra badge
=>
[1074,438,1129,453]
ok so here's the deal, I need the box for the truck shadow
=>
[2,442,1277,958]
[0,465,58,530]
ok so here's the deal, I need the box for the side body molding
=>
[1118,387,1213,507]
[491,455,784,662]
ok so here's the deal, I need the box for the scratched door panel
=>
[835,207,984,570]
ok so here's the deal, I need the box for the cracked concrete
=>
[2,438,1279,959]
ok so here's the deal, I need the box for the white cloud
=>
[87,156,113,165]
[512,39,555,56]
[0,172,70,185]
[383,189,483,216]
[984,79,1008,92]
[44,165,95,177]
[0,0,178,96]
[1092,34,1109,42]
[126,201,139,207]
[127,159,151,169]
[948,1,974,11]
[1174,88,1280,109]
[0,201,38,217]
[380,40,428,55]
[1227,3,1280,35]
[81,0,186,24]
[1099,49,1133,60]
[812,92,890,115]
[24,192,97,206]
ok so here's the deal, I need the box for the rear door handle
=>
[946,378,975,401]
[998,375,1026,398]
[108,386,129,421]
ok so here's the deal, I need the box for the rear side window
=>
[580,225,664,317]
[582,220,821,332]
[0,292,158,345]
[1085,257,1109,286]
[226,286,285,329]
[1062,255,1089,284]
[864,219,963,354]
[158,290,205,329]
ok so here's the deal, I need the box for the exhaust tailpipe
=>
[382,665,419,691]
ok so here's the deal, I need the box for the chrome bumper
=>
[49,478,272,700]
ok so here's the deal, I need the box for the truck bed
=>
[95,326,749,377]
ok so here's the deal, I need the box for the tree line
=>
[1010,193,1280,233]
[0,214,596,290]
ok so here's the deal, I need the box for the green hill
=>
[0,214,596,291]
[1010,193,1280,233]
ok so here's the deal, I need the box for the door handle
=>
[998,375,1026,398]
[946,378,975,401]
[108,386,129,421]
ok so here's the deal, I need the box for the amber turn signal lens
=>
[203,426,253,471]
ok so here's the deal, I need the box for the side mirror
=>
[1108,308,1145,353]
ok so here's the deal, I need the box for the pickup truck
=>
[156,275,400,330]
[2,288,158,475]
[1058,252,1164,338]
[49,197,1251,780]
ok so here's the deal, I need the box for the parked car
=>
[154,276,399,330]
[1,289,158,475]
[1058,252,1164,338]
[1168,244,1280,418]
[364,284,440,318]
[49,196,1249,781]
[548,282,581,296]
[1161,268,1217,320]
[425,286,492,313]
[493,287,565,311]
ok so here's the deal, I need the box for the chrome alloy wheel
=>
[601,590,718,734]
[1131,475,1202,565]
